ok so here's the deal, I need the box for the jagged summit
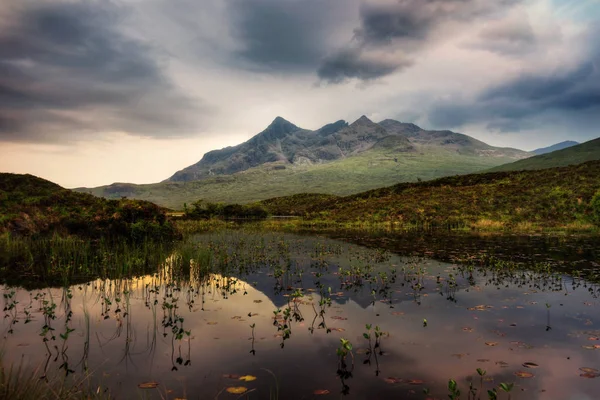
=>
[253,116,300,143]
[352,115,374,126]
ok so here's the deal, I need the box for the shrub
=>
[591,189,600,226]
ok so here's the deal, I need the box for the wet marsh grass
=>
[0,356,112,400]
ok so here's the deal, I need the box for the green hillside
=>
[77,146,523,209]
[489,137,600,172]
[259,161,600,229]
[0,173,178,240]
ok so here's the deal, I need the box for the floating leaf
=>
[226,387,248,394]
[239,375,256,382]
[207,321,218,325]
[391,312,405,316]
[407,379,425,385]
[138,382,159,389]
[384,377,401,384]
[485,342,499,346]
[468,305,491,311]
[253,300,262,303]
[514,371,534,378]
[522,362,539,369]
[580,372,600,378]
[313,389,330,395]
[331,316,347,321]
[462,327,474,332]
[579,367,599,374]
[588,337,599,341]
[329,327,345,332]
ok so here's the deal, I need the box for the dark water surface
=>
[2,230,600,399]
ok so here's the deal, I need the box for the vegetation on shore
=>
[0,173,179,241]
[258,161,600,231]
[183,199,268,220]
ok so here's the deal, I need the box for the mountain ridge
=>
[532,141,579,155]
[167,115,529,182]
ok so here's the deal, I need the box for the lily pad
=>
[226,387,248,394]
[514,371,534,378]
[138,382,159,389]
[522,362,539,369]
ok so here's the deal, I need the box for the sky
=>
[0,0,599,188]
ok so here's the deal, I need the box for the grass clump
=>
[591,189,600,226]
[0,358,111,400]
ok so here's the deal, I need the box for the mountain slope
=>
[532,141,579,155]
[489,137,600,172]
[78,146,528,209]
[259,161,600,228]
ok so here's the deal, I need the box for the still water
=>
[2,230,599,399]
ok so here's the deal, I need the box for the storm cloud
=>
[427,25,600,133]
[318,0,524,83]
[225,0,357,72]
[0,0,204,143]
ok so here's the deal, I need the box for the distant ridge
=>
[532,141,579,155]
[489,137,600,172]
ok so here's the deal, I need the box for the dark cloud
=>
[356,0,521,45]
[319,0,522,83]
[226,0,355,71]
[0,1,204,143]
[427,26,600,132]
[472,17,537,56]
[318,48,412,83]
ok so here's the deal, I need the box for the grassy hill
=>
[259,161,600,229]
[77,146,524,209]
[0,173,178,240]
[489,137,600,172]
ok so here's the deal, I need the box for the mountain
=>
[168,116,416,182]
[532,141,579,155]
[488,137,600,172]
[0,173,177,239]
[78,116,531,208]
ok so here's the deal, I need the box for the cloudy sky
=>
[1,0,599,187]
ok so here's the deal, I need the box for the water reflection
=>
[1,231,599,399]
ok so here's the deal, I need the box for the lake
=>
[1,229,599,399]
